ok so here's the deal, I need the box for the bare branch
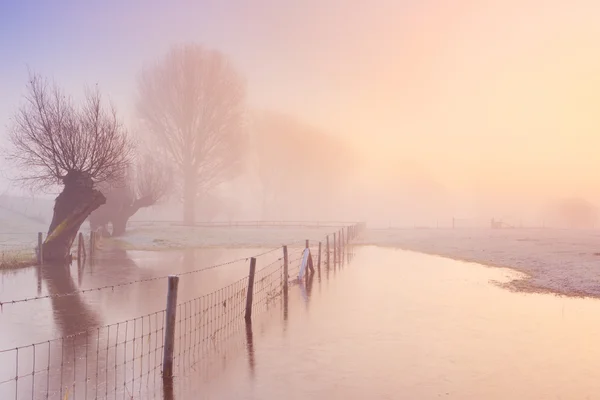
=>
[6,74,133,190]
[137,44,246,212]
[134,153,172,206]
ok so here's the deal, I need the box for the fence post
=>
[333,232,337,266]
[317,241,322,272]
[340,229,344,266]
[37,232,43,265]
[245,257,257,322]
[326,235,330,268]
[162,275,179,379]
[78,232,83,262]
[89,231,94,259]
[339,230,343,263]
[36,232,42,294]
[282,246,289,296]
[305,239,309,249]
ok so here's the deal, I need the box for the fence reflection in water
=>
[0,223,363,399]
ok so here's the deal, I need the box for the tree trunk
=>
[111,213,129,236]
[110,198,149,237]
[43,172,106,263]
[183,174,196,225]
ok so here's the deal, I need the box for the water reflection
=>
[42,263,99,336]
[183,247,600,399]
[245,322,256,378]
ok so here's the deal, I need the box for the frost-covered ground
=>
[0,203,48,266]
[117,222,343,250]
[360,228,600,297]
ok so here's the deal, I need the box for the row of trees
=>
[6,45,246,262]
[6,44,356,263]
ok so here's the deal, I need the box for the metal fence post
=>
[282,246,288,296]
[317,241,322,272]
[37,232,43,265]
[162,275,179,379]
[245,257,257,322]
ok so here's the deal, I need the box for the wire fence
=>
[0,309,167,400]
[0,220,359,270]
[0,222,364,399]
[128,220,359,229]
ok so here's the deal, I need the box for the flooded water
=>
[3,245,600,399]
[178,246,600,400]
[0,244,291,400]
[0,245,282,350]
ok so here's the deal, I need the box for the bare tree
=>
[89,154,171,236]
[6,74,132,262]
[137,44,246,224]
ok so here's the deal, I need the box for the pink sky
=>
[2,0,600,210]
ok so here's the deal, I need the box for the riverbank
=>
[360,228,600,297]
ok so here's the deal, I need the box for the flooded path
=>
[4,245,600,399]
[0,245,281,350]
[180,246,600,400]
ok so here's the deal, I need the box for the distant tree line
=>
[4,43,355,263]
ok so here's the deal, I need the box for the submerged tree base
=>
[43,172,106,263]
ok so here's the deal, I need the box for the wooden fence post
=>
[326,235,330,268]
[245,257,257,322]
[78,232,84,262]
[162,275,179,379]
[338,229,344,264]
[305,239,309,249]
[282,246,289,296]
[36,233,42,294]
[340,229,344,266]
[89,231,94,259]
[317,241,322,273]
[333,232,337,266]
[37,232,43,265]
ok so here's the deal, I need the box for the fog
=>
[2,0,600,228]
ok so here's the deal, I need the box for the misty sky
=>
[2,0,600,208]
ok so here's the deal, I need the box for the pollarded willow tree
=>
[137,44,246,225]
[7,74,132,262]
[89,154,172,236]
